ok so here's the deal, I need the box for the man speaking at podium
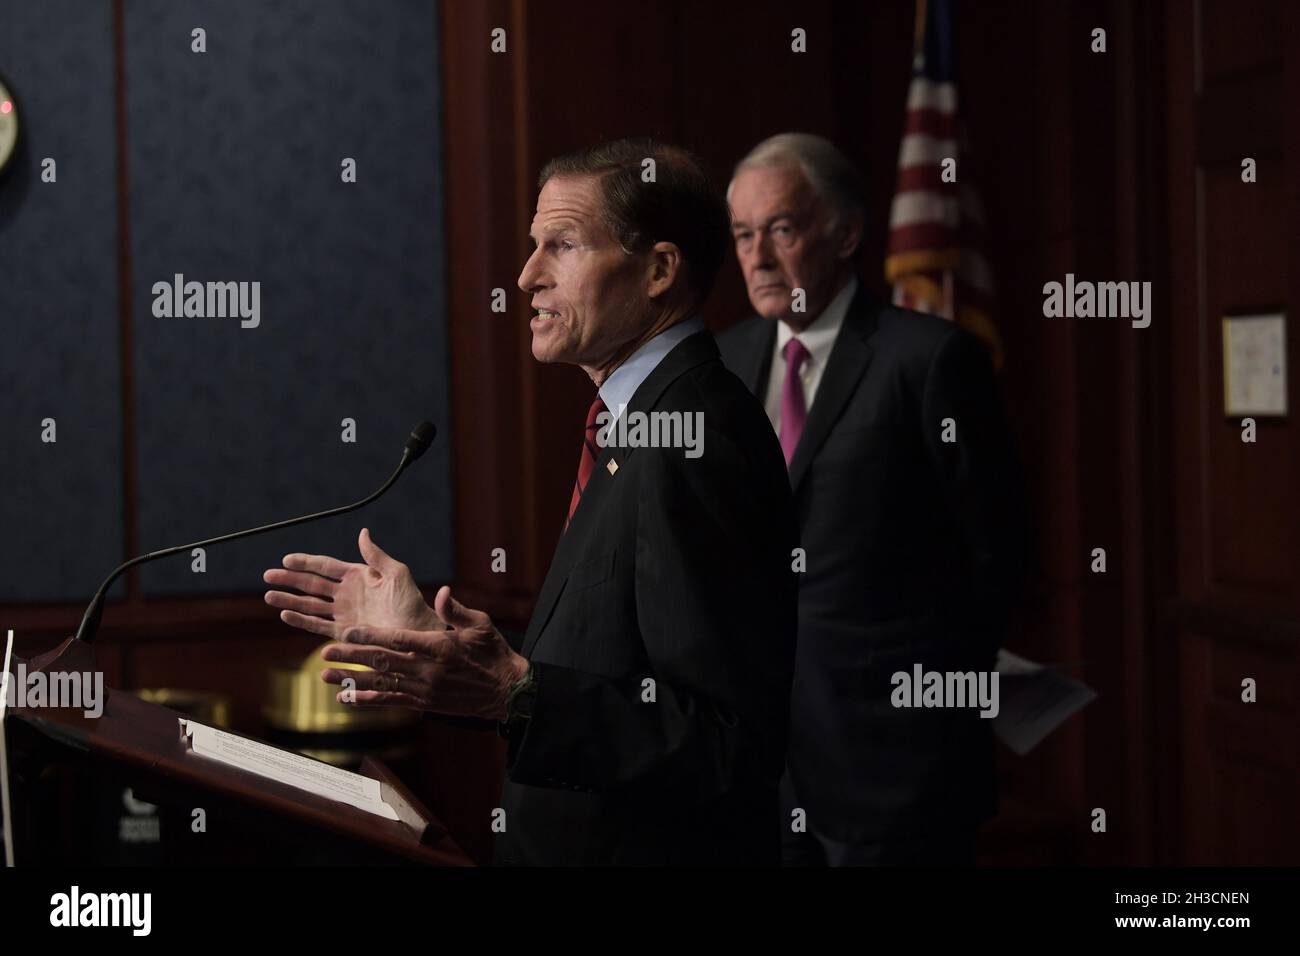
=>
[262,139,798,865]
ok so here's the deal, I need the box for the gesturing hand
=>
[263,527,440,639]
[319,586,530,721]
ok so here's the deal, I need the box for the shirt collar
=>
[775,275,858,367]
[599,315,706,418]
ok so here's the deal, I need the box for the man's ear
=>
[835,217,864,261]
[647,241,684,299]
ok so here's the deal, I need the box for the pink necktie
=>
[780,337,810,466]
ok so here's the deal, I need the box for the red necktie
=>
[566,394,609,530]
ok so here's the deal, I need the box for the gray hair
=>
[728,132,867,234]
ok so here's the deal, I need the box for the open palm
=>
[263,528,440,639]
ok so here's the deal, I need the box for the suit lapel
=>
[521,330,720,657]
[737,318,777,396]
[521,434,632,656]
[787,286,879,494]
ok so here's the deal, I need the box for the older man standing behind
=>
[263,139,798,865]
[718,133,1026,865]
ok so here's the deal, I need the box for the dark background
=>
[0,0,1295,866]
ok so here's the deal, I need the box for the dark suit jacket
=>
[494,329,798,865]
[717,284,1026,844]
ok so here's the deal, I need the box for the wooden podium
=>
[4,637,474,866]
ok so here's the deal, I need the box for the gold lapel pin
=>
[606,459,619,476]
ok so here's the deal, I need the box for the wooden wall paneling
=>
[954,0,1090,859]
[1166,0,1298,864]
[1102,0,1182,867]
[1288,0,1300,612]
[1201,165,1289,600]
[1068,0,1145,866]
[1199,0,1282,83]
[1167,1,1201,608]
[440,0,537,626]
[1126,0,1185,869]
[1177,631,1215,862]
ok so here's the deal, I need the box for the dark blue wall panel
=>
[123,0,452,596]
[0,1,125,603]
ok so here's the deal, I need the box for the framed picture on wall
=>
[1222,313,1287,417]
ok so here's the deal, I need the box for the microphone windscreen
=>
[405,421,438,461]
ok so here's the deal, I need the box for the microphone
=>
[72,421,438,646]
[404,420,436,462]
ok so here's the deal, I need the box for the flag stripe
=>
[897,133,959,167]
[902,107,958,139]
[889,192,961,230]
[906,76,958,113]
[895,163,958,194]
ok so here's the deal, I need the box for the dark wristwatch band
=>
[497,662,538,739]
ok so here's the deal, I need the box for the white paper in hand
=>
[993,649,1097,755]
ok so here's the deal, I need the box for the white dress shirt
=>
[763,276,858,433]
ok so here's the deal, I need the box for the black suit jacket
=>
[494,329,798,865]
[717,285,1026,843]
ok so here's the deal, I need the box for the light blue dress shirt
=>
[597,315,706,424]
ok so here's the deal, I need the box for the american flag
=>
[885,0,1004,369]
